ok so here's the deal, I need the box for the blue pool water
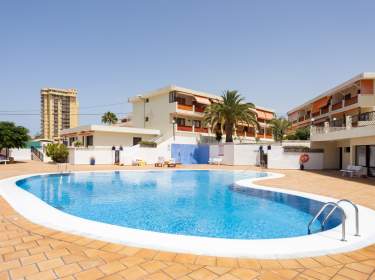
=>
[16,170,341,239]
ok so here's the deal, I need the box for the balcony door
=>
[370,146,375,177]
[355,145,375,177]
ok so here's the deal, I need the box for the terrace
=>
[0,161,375,280]
[311,111,375,141]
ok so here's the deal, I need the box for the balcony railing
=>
[194,105,206,113]
[312,111,375,135]
[332,102,343,111]
[344,95,358,107]
[177,125,193,132]
[321,107,329,114]
[194,127,208,133]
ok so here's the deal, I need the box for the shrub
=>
[73,141,82,147]
[46,143,69,163]
[285,134,298,140]
[295,127,310,140]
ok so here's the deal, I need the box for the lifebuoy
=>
[300,153,309,164]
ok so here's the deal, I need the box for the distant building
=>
[41,88,79,140]
[61,85,275,147]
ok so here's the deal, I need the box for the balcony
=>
[311,111,375,141]
[344,96,358,107]
[177,104,193,111]
[321,107,329,114]
[331,102,343,111]
[194,127,208,133]
[177,125,193,132]
[194,105,206,113]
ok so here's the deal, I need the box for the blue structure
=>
[171,144,209,164]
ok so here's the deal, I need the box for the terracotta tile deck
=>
[0,161,374,279]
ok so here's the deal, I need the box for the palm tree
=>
[101,111,118,125]
[204,90,258,143]
[269,117,291,143]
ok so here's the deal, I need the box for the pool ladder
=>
[307,199,359,241]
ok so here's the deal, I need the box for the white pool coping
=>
[1,169,375,259]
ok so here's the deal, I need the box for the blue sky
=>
[1,0,375,135]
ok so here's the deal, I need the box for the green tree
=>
[204,90,258,142]
[0,122,30,158]
[46,143,69,163]
[101,111,118,125]
[269,117,291,143]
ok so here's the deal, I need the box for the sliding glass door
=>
[370,146,375,177]
[355,145,375,177]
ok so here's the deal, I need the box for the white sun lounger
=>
[340,165,365,177]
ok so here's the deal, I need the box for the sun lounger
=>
[340,165,365,177]
[209,157,222,165]
[132,159,147,166]
[0,155,9,165]
[154,156,165,167]
[166,158,181,168]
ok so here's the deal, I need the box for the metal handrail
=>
[307,202,346,241]
[322,199,359,236]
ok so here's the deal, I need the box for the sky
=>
[1,0,375,135]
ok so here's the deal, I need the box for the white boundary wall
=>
[9,148,31,161]
[210,144,262,166]
[68,135,198,165]
[268,146,323,170]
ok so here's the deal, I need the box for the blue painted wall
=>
[171,144,209,164]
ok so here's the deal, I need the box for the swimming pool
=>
[15,170,341,239]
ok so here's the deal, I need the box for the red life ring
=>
[300,153,310,164]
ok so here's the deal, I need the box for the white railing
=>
[310,126,346,135]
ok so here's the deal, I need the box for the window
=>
[193,120,201,128]
[370,146,375,167]
[169,92,176,103]
[86,136,93,147]
[356,145,366,166]
[133,137,142,146]
[176,118,185,126]
[344,93,352,100]
[345,147,350,153]
[145,116,149,122]
[176,97,186,105]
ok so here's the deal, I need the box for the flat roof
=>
[287,72,375,114]
[61,125,160,136]
[129,85,275,112]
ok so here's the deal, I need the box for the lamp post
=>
[172,119,176,142]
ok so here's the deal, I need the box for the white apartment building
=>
[61,85,275,148]
[288,73,375,176]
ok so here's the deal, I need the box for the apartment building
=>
[41,88,79,140]
[128,85,275,143]
[287,73,375,176]
[61,85,275,148]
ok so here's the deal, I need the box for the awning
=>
[194,96,211,105]
[312,96,329,113]
[257,110,274,120]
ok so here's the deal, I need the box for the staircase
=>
[31,146,44,161]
